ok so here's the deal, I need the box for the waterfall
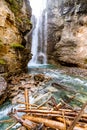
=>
[28,0,48,67]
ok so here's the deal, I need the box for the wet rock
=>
[0,64,6,73]
[0,76,7,104]
[9,92,18,98]
[79,15,87,26]
[60,66,87,78]
[12,93,25,104]
[9,85,18,91]
[7,73,33,102]
[7,73,52,104]
[34,74,45,82]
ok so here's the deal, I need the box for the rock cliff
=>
[47,0,87,68]
[0,0,32,75]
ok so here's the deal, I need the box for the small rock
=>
[34,74,45,82]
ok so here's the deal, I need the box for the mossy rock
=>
[25,19,32,25]
[0,43,3,47]
[0,59,6,65]
[16,18,22,23]
[10,43,24,50]
[0,39,3,47]
[5,0,23,15]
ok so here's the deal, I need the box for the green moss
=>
[10,43,24,49]
[0,43,3,47]
[16,18,22,23]
[26,19,32,25]
[0,59,6,65]
[5,0,23,15]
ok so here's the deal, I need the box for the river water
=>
[0,65,87,130]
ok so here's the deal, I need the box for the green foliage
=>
[0,59,6,65]
[0,43,3,47]
[16,18,22,23]
[26,19,32,25]
[0,39,2,43]
[10,43,24,49]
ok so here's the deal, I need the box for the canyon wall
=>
[0,0,32,75]
[47,0,87,68]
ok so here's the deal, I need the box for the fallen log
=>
[8,114,37,130]
[6,122,17,130]
[17,109,87,119]
[52,82,76,94]
[52,82,87,96]
[24,88,29,110]
[37,95,51,109]
[22,115,87,130]
[16,110,87,124]
[56,117,87,129]
[7,84,87,130]
[68,101,87,130]
[0,119,14,123]
[22,115,66,130]
[21,112,87,123]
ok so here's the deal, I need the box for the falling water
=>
[28,0,48,67]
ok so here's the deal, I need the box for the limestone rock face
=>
[0,0,32,74]
[5,0,32,34]
[47,0,87,68]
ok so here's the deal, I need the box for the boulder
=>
[34,74,45,82]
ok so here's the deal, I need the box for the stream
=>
[0,65,87,130]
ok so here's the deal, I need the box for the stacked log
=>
[1,88,87,130]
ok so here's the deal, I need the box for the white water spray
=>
[28,0,48,67]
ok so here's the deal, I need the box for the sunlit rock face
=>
[0,0,32,75]
[47,0,87,68]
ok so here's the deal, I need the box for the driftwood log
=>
[52,82,76,94]
[5,87,87,130]
[22,115,87,130]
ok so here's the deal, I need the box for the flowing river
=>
[0,65,87,130]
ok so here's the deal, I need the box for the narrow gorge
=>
[0,0,87,130]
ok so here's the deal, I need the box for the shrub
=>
[0,43,3,47]
[0,59,6,65]
[10,43,24,49]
